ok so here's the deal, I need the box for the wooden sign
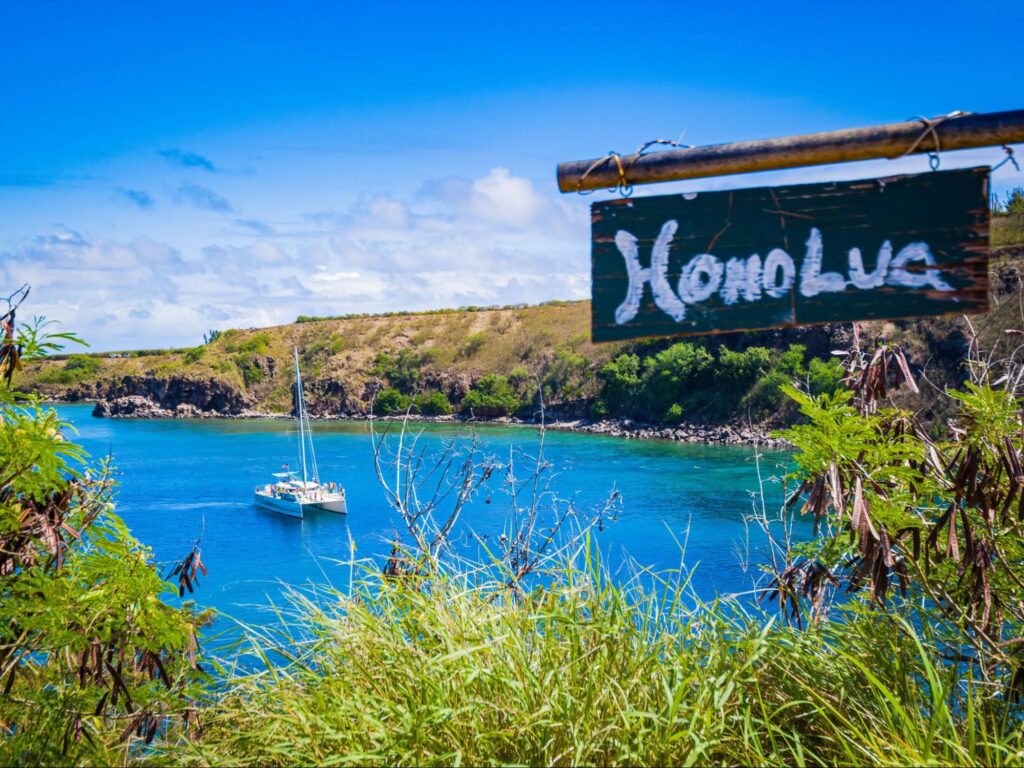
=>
[591,167,989,342]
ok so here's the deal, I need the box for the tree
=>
[0,286,208,764]
[1006,187,1024,216]
[461,374,521,417]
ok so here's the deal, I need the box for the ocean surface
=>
[58,404,802,632]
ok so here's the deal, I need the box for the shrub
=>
[233,354,264,386]
[598,353,642,417]
[715,345,772,387]
[414,390,452,416]
[1005,187,1024,216]
[545,347,590,401]
[374,387,410,415]
[775,344,807,378]
[372,349,426,393]
[739,369,789,417]
[665,402,684,424]
[184,345,206,364]
[36,353,102,385]
[643,343,714,420]
[0,294,207,765]
[461,374,520,417]
[227,333,271,355]
[462,331,488,358]
[808,357,843,395]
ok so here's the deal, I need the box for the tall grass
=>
[161,545,1024,767]
[994,213,1024,248]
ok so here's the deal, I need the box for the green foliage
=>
[233,354,264,386]
[808,356,844,395]
[235,333,271,355]
[163,552,1024,767]
[543,346,590,402]
[598,353,642,417]
[717,344,771,386]
[593,343,842,425]
[36,353,101,384]
[738,369,790,416]
[0,299,207,765]
[184,345,206,364]
[773,344,1024,712]
[461,374,521,417]
[1004,187,1024,216]
[664,402,684,424]
[371,349,426,393]
[508,365,531,389]
[642,343,714,421]
[374,387,411,415]
[462,331,488,358]
[413,390,452,416]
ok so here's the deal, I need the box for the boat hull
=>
[253,491,305,518]
[253,490,347,518]
[312,496,347,514]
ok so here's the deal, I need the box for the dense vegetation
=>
[593,342,843,423]
[993,187,1024,250]
[0,292,208,765]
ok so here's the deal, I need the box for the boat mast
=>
[305,401,320,485]
[293,347,309,487]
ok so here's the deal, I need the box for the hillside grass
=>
[159,553,1024,767]
[22,300,618,409]
[994,213,1024,249]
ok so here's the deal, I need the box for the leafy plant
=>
[374,387,410,415]
[461,374,520,417]
[413,390,452,416]
[0,285,209,765]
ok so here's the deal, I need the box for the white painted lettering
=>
[848,241,892,290]
[678,254,724,304]
[886,242,954,291]
[722,254,763,305]
[610,220,955,326]
[762,249,796,299]
[613,220,687,324]
[799,227,847,297]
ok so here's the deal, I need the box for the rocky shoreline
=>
[67,395,788,447]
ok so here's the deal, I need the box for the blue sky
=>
[2,0,1022,349]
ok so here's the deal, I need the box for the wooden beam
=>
[557,109,1024,193]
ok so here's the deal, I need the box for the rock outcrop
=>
[84,375,251,418]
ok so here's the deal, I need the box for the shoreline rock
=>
[72,396,788,447]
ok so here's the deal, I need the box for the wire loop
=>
[893,111,971,172]
[577,136,694,197]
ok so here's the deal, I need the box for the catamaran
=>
[253,348,347,518]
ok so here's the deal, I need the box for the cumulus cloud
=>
[118,187,155,209]
[159,148,217,172]
[3,168,590,349]
[176,183,234,213]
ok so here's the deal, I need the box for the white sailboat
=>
[253,348,347,518]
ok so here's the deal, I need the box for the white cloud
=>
[1,168,591,350]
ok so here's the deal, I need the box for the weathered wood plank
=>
[591,167,989,343]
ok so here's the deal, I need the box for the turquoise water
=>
[59,404,797,629]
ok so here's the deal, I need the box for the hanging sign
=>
[590,167,990,343]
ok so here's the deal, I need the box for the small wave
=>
[144,501,248,511]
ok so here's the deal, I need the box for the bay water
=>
[59,404,798,632]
